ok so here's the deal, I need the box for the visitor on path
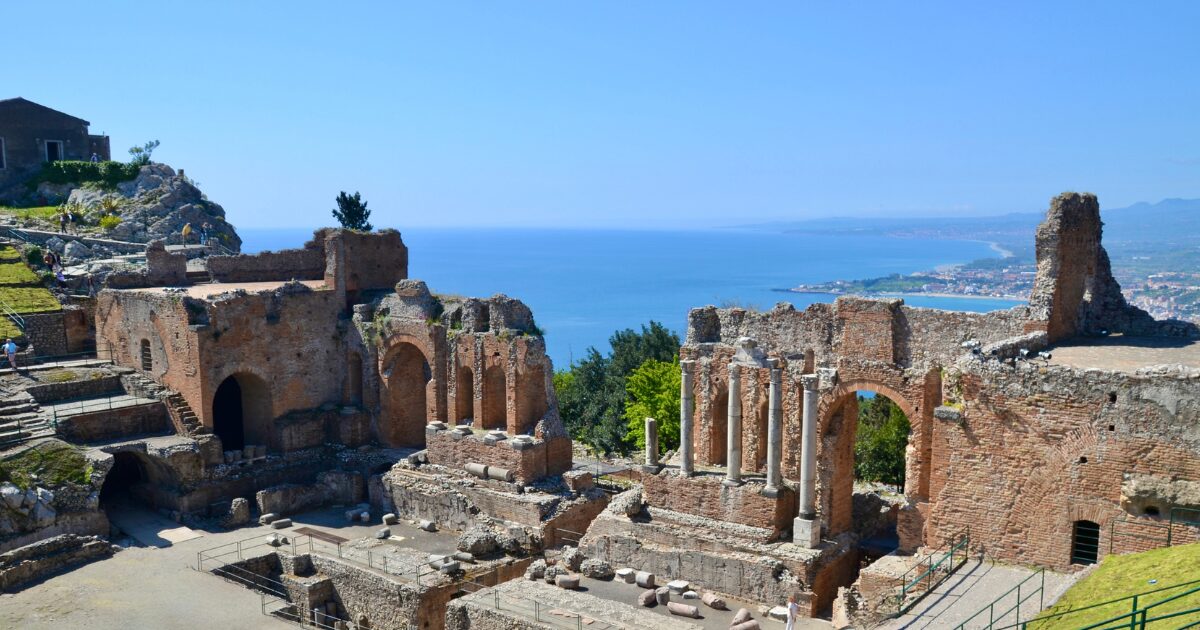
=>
[181,222,192,245]
[200,222,211,245]
[58,211,68,234]
[5,339,17,371]
[67,209,77,234]
[785,594,800,630]
[42,251,56,270]
[90,153,100,163]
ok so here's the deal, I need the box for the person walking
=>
[5,338,18,371]
[59,211,68,234]
[181,222,193,245]
[785,594,801,630]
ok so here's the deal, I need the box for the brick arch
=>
[814,377,923,539]
[379,337,435,447]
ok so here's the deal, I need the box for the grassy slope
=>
[1032,543,1200,629]
[0,205,61,221]
[0,440,91,489]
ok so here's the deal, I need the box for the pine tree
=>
[332,191,373,231]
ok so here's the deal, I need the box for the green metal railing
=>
[953,568,1046,630]
[896,526,972,615]
[1006,579,1200,630]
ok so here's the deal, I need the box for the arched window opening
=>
[380,342,430,448]
[482,365,506,430]
[456,365,474,423]
[854,392,911,490]
[710,388,728,466]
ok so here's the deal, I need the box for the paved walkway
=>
[1048,336,1200,371]
[881,560,1075,630]
[0,506,453,629]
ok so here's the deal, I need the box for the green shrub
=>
[32,161,140,190]
[25,246,43,268]
[99,215,122,231]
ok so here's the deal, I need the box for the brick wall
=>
[54,402,168,443]
[21,311,67,356]
[642,470,796,533]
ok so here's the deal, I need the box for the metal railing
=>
[1011,578,1200,630]
[0,292,26,332]
[896,526,972,615]
[953,568,1046,630]
[294,533,442,585]
[47,391,161,425]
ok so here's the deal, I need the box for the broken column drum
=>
[644,417,660,470]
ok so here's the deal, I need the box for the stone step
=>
[0,403,39,416]
[0,411,44,424]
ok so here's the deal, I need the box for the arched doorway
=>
[818,386,915,540]
[100,451,148,509]
[482,364,506,431]
[455,365,474,423]
[213,373,273,452]
[709,387,728,466]
[381,342,431,447]
[516,364,548,433]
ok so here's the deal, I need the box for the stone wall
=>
[424,427,568,484]
[0,534,112,592]
[21,311,67,356]
[26,374,123,403]
[55,402,169,443]
[206,247,326,283]
[642,471,796,534]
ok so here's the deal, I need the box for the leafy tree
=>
[853,394,911,488]
[554,321,680,455]
[127,140,160,166]
[623,357,681,454]
[332,190,373,231]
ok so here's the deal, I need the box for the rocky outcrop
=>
[65,163,241,251]
[0,483,57,535]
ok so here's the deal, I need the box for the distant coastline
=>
[777,288,1028,302]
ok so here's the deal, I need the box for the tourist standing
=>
[200,222,211,245]
[181,222,193,245]
[785,594,800,630]
[90,152,100,163]
[4,338,17,371]
[59,211,68,234]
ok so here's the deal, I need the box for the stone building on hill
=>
[0,97,111,189]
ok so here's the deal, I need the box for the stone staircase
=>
[0,393,52,446]
[164,392,206,436]
[185,269,212,284]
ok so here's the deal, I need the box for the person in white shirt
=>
[785,594,801,630]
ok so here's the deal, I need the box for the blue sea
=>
[240,228,1022,368]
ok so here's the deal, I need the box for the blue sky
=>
[7,2,1199,228]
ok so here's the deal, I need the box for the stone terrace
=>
[1046,335,1200,371]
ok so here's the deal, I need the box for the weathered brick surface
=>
[55,402,168,443]
[642,471,796,533]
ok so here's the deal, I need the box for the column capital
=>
[800,374,820,391]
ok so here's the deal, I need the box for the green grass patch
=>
[1031,543,1200,629]
[0,205,61,221]
[0,286,61,313]
[39,370,79,383]
[0,261,40,286]
[0,440,92,489]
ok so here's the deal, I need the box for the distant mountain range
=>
[744,198,1200,257]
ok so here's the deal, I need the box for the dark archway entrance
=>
[213,377,244,450]
[99,452,148,509]
[381,342,431,447]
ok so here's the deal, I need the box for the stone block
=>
[638,589,657,607]
[375,528,391,539]
[555,574,580,590]
[382,513,398,525]
[439,560,461,573]
[667,579,689,594]
[419,519,437,532]
[259,512,280,525]
[563,470,594,492]
[655,586,670,605]
[667,602,700,618]
[270,518,293,529]
[730,621,761,630]
[683,590,698,599]
[732,608,753,624]
[768,606,788,621]
[793,516,821,549]
[616,568,636,583]
[635,570,655,588]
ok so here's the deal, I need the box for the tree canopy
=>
[332,190,373,231]
[623,357,681,454]
[853,394,911,488]
[554,321,680,455]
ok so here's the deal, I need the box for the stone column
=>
[680,359,695,476]
[794,374,821,548]
[723,364,743,486]
[763,361,783,496]
[643,417,661,472]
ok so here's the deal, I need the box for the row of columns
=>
[648,359,822,547]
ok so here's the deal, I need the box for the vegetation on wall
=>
[0,440,91,490]
[32,161,140,190]
[854,394,911,488]
[332,190,373,231]
[554,321,680,455]
[127,139,160,167]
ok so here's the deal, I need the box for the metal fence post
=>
[1128,595,1139,630]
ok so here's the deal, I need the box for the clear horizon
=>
[7,2,1200,229]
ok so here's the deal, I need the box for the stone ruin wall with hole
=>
[675,192,1200,576]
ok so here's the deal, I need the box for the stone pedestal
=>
[793,516,821,549]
